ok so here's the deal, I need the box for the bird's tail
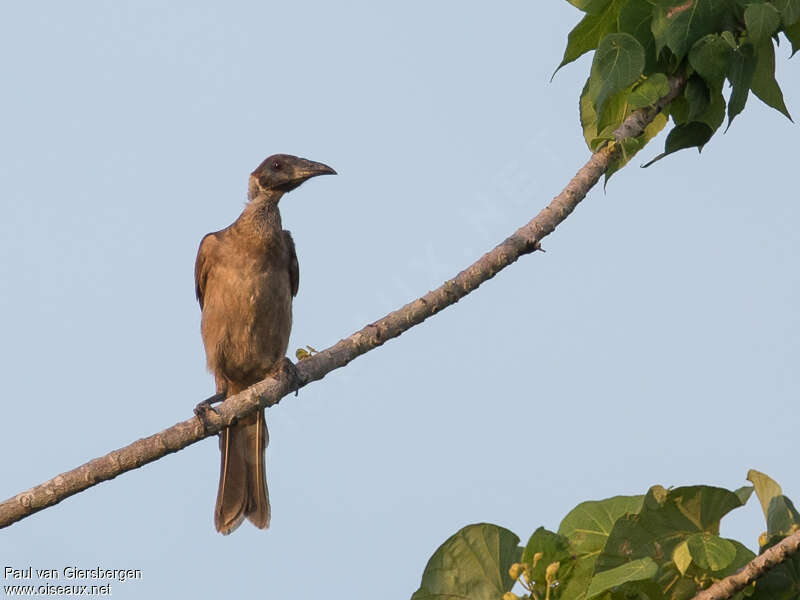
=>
[215,408,270,534]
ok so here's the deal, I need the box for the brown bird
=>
[194,154,336,534]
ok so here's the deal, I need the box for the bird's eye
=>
[272,160,282,170]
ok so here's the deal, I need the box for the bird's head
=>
[249,154,336,198]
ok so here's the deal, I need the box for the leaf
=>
[773,0,800,25]
[580,70,638,149]
[519,527,575,596]
[556,0,624,72]
[689,33,733,91]
[695,89,726,132]
[714,539,756,577]
[597,485,749,572]
[672,540,693,575]
[686,532,737,571]
[685,75,710,120]
[721,30,737,48]
[580,77,602,150]
[559,495,646,556]
[744,3,781,45]
[726,44,757,130]
[786,21,800,56]
[618,0,658,72]
[750,41,793,120]
[748,469,784,520]
[585,558,658,599]
[566,0,612,14]
[597,86,633,134]
[665,121,713,153]
[411,523,521,600]
[766,496,800,540]
[629,73,671,108]
[651,0,730,60]
[591,33,645,114]
[557,495,645,600]
[642,121,713,167]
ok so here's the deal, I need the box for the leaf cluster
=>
[558,0,798,180]
[411,471,800,600]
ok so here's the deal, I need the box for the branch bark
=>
[0,76,684,530]
[693,529,800,600]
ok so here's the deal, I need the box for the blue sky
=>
[1,2,798,598]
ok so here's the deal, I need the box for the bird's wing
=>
[195,232,220,309]
[283,230,299,297]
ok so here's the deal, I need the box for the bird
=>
[194,154,336,534]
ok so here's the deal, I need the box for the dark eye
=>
[272,160,282,170]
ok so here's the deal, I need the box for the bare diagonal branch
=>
[0,77,684,530]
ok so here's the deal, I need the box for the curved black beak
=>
[294,158,337,180]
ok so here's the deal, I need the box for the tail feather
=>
[215,410,270,534]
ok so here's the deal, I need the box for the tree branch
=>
[693,529,800,600]
[0,76,685,530]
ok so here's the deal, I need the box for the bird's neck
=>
[237,191,284,239]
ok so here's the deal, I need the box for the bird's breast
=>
[201,250,293,385]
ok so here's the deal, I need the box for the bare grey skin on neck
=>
[194,153,336,534]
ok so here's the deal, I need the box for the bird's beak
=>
[294,158,337,181]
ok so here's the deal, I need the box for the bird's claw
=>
[194,392,225,432]
[273,357,302,397]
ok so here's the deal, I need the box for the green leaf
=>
[618,1,658,72]
[734,485,755,506]
[721,29,737,47]
[557,0,624,72]
[748,470,784,521]
[744,3,781,45]
[411,523,521,600]
[566,0,612,14]
[672,541,693,575]
[689,33,733,91]
[597,86,633,134]
[665,121,713,153]
[520,527,577,597]
[521,527,570,563]
[766,496,800,540]
[629,73,671,108]
[591,33,645,114]
[726,44,757,130]
[695,89,726,132]
[580,77,601,150]
[651,0,730,60]
[685,75,710,121]
[585,558,658,599]
[597,485,749,572]
[715,539,756,577]
[751,41,793,120]
[557,495,645,600]
[771,0,800,25]
[559,495,646,556]
[786,21,800,56]
[642,121,713,167]
[686,533,737,571]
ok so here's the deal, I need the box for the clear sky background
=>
[1,2,798,598]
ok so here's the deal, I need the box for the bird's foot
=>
[271,357,303,397]
[194,392,225,432]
